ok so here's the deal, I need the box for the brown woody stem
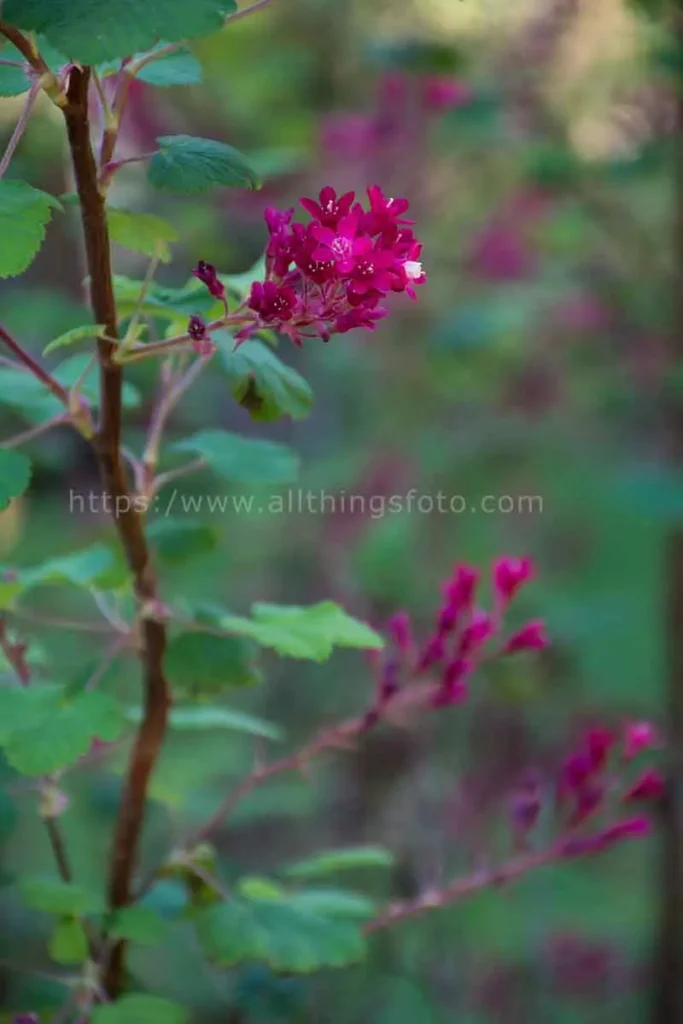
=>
[62,67,170,997]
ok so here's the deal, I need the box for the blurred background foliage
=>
[0,0,677,1019]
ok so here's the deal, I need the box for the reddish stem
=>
[63,66,171,998]
[0,325,69,405]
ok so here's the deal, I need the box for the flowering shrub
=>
[0,3,663,1022]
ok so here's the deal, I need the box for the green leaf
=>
[283,846,395,879]
[165,632,262,693]
[194,895,366,972]
[0,46,31,96]
[146,519,218,566]
[219,337,313,422]
[285,888,377,920]
[238,877,287,901]
[49,917,89,964]
[138,704,283,740]
[0,686,126,776]
[136,46,204,87]
[42,323,106,355]
[108,906,171,946]
[172,430,300,485]
[219,601,385,662]
[20,876,103,916]
[92,995,189,1024]
[0,180,62,279]
[108,209,179,263]
[2,0,237,64]
[0,450,31,510]
[148,135,261,195]
[20,543,125,591]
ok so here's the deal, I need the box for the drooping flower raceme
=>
[191,186,426,349]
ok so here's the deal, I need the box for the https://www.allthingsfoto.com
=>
[67,489,544,520]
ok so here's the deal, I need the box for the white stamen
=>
[404,260,423,281]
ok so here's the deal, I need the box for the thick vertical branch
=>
[653,8,683,1021]
[62,67,170,997]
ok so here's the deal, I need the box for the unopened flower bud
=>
[493,556,534,605]
[623,721,659,761]
[192,260,225,301]
[503,620,548,654]
[624,769,666,804]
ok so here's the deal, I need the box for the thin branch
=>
[0,22,48,74]
[363,846,557,935]
[0,413,68,449]
[181,679,438,852]
[116,313,249,365]
[0,80,39,180]
[152,457,206,494]
[115,334,194,364]
[143,357,209,474]
[44,817,73,883]
[227,0,279,25]
[63,65,171,999]
[0,325,69,405]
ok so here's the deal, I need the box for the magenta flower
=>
[388,610,412,653]
[192,260,225,302]
[299,186,356,229]
[624,769,665,803]
[363,185,413,235]
[560,816,652,859]
[493,556,534,605]
[345,243,401,301]
[416,634,447,673]
[335,305,388,334]
[421,76,473,112]
[443,565,479,614]
[503,620,548,654]
[432,658,471,706]
[458,610,495,657]
[311,213,364,274]
[585,726,615,771]
[248,281,298,323]
[623,721,659,761]
[603,816,652,842]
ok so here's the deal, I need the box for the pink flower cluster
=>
[511,720,663,857]
[364,556,548,726]
[189,187,425,349]
[247,186,425,346]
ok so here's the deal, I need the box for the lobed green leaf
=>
[147,135,261,195]
[1,0,237,64]
[172,430,300,485]
[0,181,62,279]
[108,208,180,263]
[194,892,366,972]
[218,336,313,422]
[218,601,385,662]
[0,450,31,510]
